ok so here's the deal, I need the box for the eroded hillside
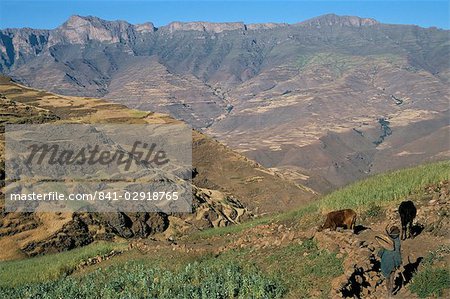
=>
[0,76,313,260]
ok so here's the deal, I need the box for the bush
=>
[365,204,384,218]
[409,267,450,298]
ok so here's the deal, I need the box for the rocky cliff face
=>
[48,15,139,45]
[0,28,49,71]
[297,14,379,28]
[0,14,413,74]
[164,21,245,33]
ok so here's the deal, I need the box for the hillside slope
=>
[0,76,313,260]
[0,161,448,298]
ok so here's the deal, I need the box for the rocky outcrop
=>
[100,212,169,239]
[0,180,253,257]
[21,214,94,256]
[12,187,252,257]
[48,15,140,46]
[163,21,245,34]
[0,15,158,72]
[315,229,383,298]
[298,14,379,28]
[135,22,155,33]
[246,23,288,30]
[0,28,49,71]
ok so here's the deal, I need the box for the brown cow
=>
[318,209,357,232]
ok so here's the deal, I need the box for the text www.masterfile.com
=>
[8,191,180,201]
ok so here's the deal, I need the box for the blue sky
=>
[0,0,448,29]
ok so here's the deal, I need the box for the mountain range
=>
[1,14,449,192]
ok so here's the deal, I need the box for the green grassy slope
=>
[0,242,126,287]
[0,161,448,298]
[195,160,449,238]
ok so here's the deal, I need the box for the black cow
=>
[398,200,417,240]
